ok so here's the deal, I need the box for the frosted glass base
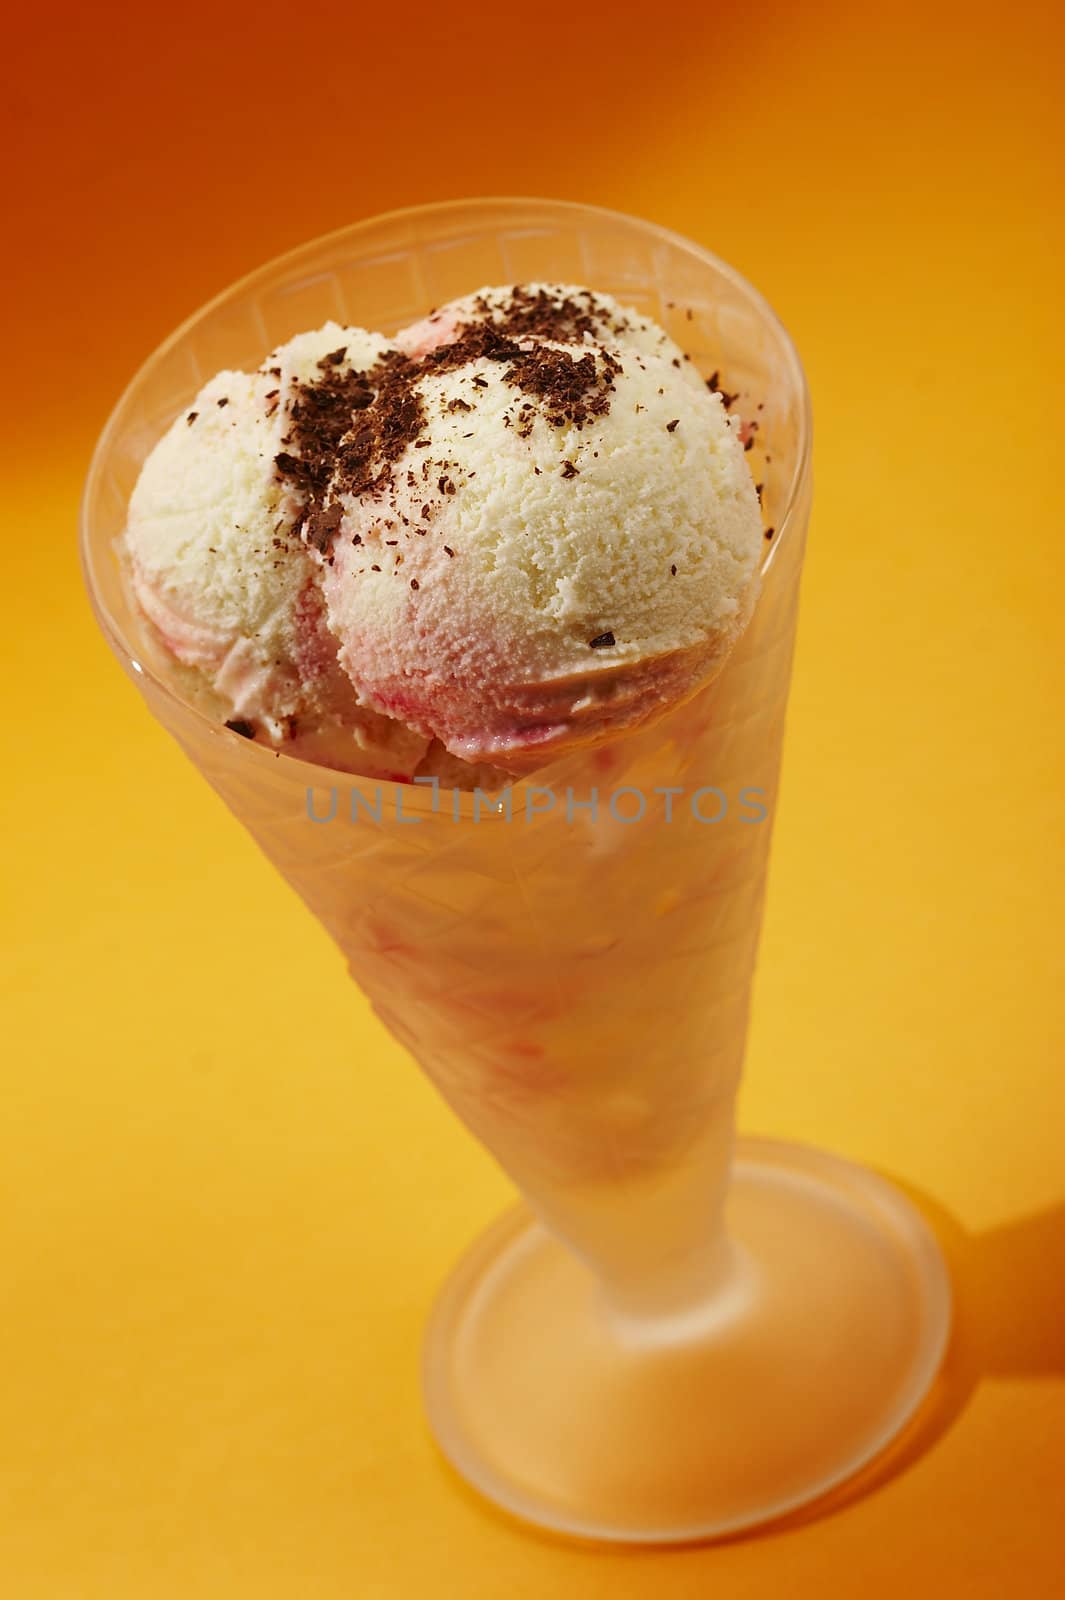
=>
[422,1137,951,1543]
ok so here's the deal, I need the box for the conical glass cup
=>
[81,199,950,1542]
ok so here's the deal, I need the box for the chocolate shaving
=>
[304,500,342,554]
[589,630,616,648]
[706,372,738,409]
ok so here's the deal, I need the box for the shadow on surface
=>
[739,1181,1065,1541]
[429,1181,1065,1551]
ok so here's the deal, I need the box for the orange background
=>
[3,1,1064,1594]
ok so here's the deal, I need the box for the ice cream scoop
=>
[124,323,434,777]
[298,285,763,772]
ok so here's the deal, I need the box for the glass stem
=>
[513,1095,744,1337]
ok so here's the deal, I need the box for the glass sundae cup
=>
[81,198,950,1542]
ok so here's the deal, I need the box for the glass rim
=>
[79,195,812,799]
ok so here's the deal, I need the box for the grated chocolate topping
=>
[272,286,700,562]
[478,284,630,345]
[275,347,420,550]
